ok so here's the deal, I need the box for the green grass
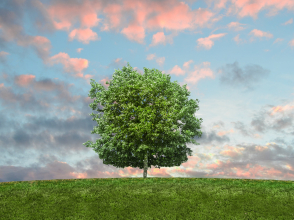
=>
[0,177,293,219]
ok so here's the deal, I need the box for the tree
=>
[83,62,203,178]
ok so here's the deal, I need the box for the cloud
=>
[216,61,271,93]
[1,0,294,183]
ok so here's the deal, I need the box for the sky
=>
[1,0,294,184]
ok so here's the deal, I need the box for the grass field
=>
[0,177,293,219]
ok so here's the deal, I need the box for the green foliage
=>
[83,62,203,177]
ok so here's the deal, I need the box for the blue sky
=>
[1,0,294,183]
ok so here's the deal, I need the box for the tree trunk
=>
[143,150,148,178]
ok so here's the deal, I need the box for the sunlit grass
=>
[0,177,293,219]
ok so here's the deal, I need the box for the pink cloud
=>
[196,33,228,50]
[1,0,294,94]
[2,0,294,59]
[42,0,218,45]
[249,29,273,39]
[163,61,214,89]
[226,0,294,20]
[184,65,214,84]
[145,53,166,67]
[282,18,293,25]
[68,28,101,44]
[227,21,248,31]
[14,75,36,87]
[76,48,83,53]
[46,0,104,41]
[147,31,178,49]
[80,12,101,28]
[168,65,186,77]
[121,24,146,44]
[47,52,90,78]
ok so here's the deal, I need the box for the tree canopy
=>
[83,62,203,178]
